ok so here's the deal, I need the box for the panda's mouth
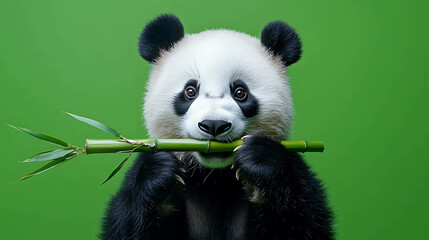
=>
[198,137,236,160]
[194,138,237,169]
[189,135,240,168]
[196,151,235,169]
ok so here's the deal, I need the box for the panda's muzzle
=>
[198,120,231,136]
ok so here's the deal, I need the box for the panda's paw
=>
[233,135,286,185]
[134,152,185,199]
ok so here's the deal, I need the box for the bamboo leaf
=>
[9,125,69,147]
[65,112,121,137]
[20,158,67,181]
[24,148,75,162]
[101,152,134,185]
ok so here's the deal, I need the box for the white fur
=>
[143,30,294,167]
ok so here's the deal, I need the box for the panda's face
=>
[172,76,254,168]
[176,78,253,143]
[143,30,294,168]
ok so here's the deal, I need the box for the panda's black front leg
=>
[234,135,334,240]
[100,152,186,240]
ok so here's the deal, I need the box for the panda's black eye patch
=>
[173,80,199,116]
[230,80,258,118]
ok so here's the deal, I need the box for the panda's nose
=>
[198,120,232,136]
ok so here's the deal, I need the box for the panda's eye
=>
[185,86,197,100]
[234,87,247,101]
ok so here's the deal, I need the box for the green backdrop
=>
[1,0,428,239]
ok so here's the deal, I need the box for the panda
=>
[101,14,334,240]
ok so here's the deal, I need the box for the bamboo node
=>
[154,138,158,152]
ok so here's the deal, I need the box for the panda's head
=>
[140,14,301,168]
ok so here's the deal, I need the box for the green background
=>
[1,0,428,239]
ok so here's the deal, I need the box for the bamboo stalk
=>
[11,113,326,182]
[85,139,324,154]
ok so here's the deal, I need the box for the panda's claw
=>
[231,164,235,169]
[233,145,243,152]
[178,168,186,173]
[236,169,241,180]
[241,135,251,140]
[173,154,181,161]
[175,174,185,185]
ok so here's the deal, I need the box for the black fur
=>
[173,79,199,116]
[101,135,334,239]
[230,80,259,118]
[100,152,187,240]
[261,21,302,66]
[139,14,184,62]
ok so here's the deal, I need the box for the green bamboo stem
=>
[85,139,324,154]
[11,113,326,182]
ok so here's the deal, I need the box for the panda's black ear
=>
[261,21,302,66]
[139,14,184,63]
